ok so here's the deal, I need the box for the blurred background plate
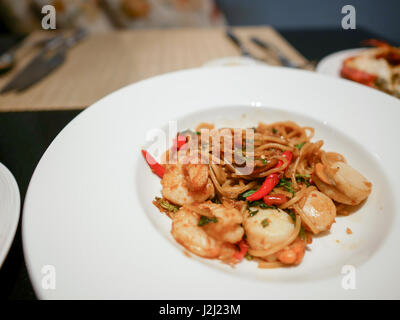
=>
[316,48,365,77]
[0,162,20,268]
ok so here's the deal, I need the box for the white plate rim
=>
[0,162,21,268]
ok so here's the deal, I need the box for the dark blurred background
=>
[1,0,399,63]
[217,0,400,43]
[0,0,399,42]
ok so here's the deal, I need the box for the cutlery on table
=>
[1,28,88,94]
[0,36,59,75]
[225,29,269,64]
[225,29,253,58]
[251,36,315,69]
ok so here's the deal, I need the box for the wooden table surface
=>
[0,26,308,112]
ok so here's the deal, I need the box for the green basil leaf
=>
[261,218,270,228]
[198,216,218,227]
[245,252,253,260]
[155,197,180,213]
[276,178,295,196]
[248,209,259,217]
[299,226,307,240]
[248,200,276,209]
[288,211,296,222]
[295,142,306,150]
[241,189,257,198]
[295,174,311,186]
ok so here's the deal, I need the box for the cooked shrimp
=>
[314,158,372,205]
[183,163,209,191]
[275,238,306,265]
[346,50,392,85]
[244,208,298,257]
[341,40,400,96]
[161,163,214,206]
[298,190,336,234]
[171,207,221,258]
[171,206,237,261]
[187,201,244,244]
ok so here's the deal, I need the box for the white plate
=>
[23,66,400,299]
[0,162,20,268]
[316,48,365,77]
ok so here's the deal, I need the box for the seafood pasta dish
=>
[142,121,372,268]
[341,39,400,98]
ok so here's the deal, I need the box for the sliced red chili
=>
[246,151,293,202]
[233,240,248,261]
[246,173,280,202]
[263,194,288,206]
[172,135,187,151]
[276,150,293,171]
[309,173,314,185]
[141,149,165,178]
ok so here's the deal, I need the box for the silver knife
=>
[1,28,88,94]
[0,35,64,93]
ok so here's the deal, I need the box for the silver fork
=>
[225,29,266,63]
[251,36,315,69]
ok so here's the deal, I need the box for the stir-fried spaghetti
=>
[143,121,372,268]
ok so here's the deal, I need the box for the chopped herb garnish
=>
[295,142,306,150]
[155,197,180,213]
[248,200,276,209]
[240,189,257,199]
[276,178,295,196]
[296,174,311,179]
[245,252,253,260]
[296,174,311,186]
[272,128,277,134]
[299,226,307,240]
[288,210,296,222]
[257,158,267,165]
[261,218,270,228]
[198,216,218,227]
[248,209,259,217]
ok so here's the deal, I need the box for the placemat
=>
[0,26,308,112]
